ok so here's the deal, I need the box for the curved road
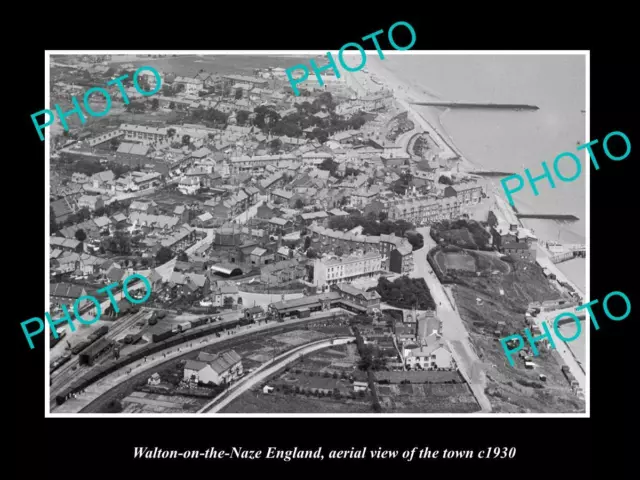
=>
[54,309,349,413]
[200,336,355,414]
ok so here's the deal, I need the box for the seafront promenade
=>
[347,65,463,165]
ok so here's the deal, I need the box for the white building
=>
[174,76,204,95]
[405,342,454,370]
[183,350,243,386]
[313,250,382,289]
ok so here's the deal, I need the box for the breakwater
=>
[516,214,579,221]
[470,171,516,177]
[410,101,539,111]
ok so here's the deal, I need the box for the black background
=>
[11,9,633,478]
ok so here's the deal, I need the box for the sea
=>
[103,54,587,289]
[380,54,587,290]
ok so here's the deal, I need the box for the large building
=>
[386,196,460,226]
[308,224,413,271]
[313,251,382,289]
[443,182,484,205]
[331,283,381,313]
[119,124,168,144]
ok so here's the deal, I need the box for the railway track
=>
[49,309,152,409]
[78,311,351,413]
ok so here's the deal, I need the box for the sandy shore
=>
[360,57,478,172]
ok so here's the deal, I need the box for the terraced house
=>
[386,196,460,226]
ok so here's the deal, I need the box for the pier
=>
[410,101,539,111]
[516,214,579,221]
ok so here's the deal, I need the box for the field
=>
[433,249,511,278]
[376,383,480,413]
[221,390,373,413]
[220,343,374,413]
[375,370,461,384]
[435,251,476,273]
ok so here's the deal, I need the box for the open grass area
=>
[221,390,373,413]
[435,251,477,273]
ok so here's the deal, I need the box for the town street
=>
[232,195,267,224]
[411,226,492,412]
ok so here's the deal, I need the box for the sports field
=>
[435,251,476,273]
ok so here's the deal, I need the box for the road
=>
[52,308,350,413]
[200,336,355,413]
[411,227,493,412]
[232,196,267,224]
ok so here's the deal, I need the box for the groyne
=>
[410,101,539,111]
[516,214,579,221]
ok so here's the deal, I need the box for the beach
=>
[357,54,586,291]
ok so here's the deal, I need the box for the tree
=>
[156,246,174,264]
[236,110,250,126]
[177,251,189,262]
[269,138,282,153]
[306,248,320,259]
[235,87,243,100]
[223,296,234,308]
[125,101,146,113]
[182,134,191,146]
[294,198,304,209]
[318,158,338,175]
[169,101,176,110]
[75,229,87,242]
[167,128,176,138]
[303,236,311,251]
[438,175,454,185]
[406,231,424,251]
[151,98,159,110]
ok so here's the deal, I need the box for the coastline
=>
[360,57,479,173]
[358,56,586,293]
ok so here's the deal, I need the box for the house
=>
[405,342,454,370]
[174,76,204,95]
[444,183,484,205]
[147,373,161,386]
[210,280,239,307]
[267,217,294,235]
[183,350,243,386]
[389,245,414,274]
[331,283,381,312]
[250,247,273,266]
[244,306,266,322]
[353,381,369,392]
[77,195,104,211]
[502,242,535,261]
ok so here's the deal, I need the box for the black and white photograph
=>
[44,51,588,417]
